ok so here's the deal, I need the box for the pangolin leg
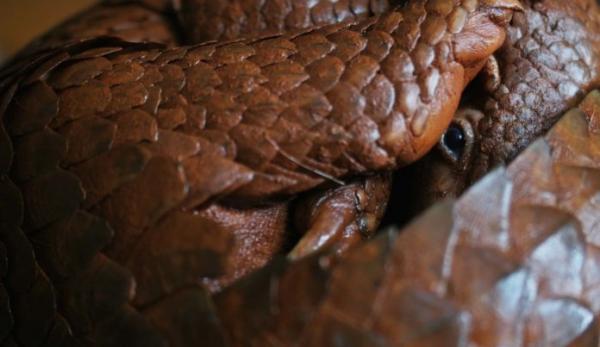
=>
[214,89,600,346]
[289,173,391,260]
[0,1,522,345]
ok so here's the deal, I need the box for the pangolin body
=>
[215,90,600,346]
[5,0,600,346]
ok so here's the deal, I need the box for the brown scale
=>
[177,0,395,44]
[400,0,600,218]
[0,0,521,346]
[214,90,600,347]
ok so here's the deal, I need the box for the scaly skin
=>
[7,0,498,263]
[398,0,600,218]
[213,90,600,347]
[0,1,521,346]
[12,1,397,266]
[177,0,394,44]
[12,1,519,197]
[17,0,394,56]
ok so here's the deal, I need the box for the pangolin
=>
[213,90,600,346]
[9,0,595,346]
[397,0,600,218]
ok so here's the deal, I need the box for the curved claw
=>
[289,174,391,260]
[215,90,600,346]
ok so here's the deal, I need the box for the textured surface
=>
[10,1,519,200]
[476,0,600,169]
[0,1,522,345]
[214,89,600,347]
[402,0,600,216]
[290,173,392,259]
[178,0,394,44]
[16,0,395,56]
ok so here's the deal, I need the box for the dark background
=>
[0,0,94,63]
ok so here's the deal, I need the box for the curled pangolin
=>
[3,0,599,346]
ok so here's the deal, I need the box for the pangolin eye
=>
[438,110,479,168]
[442,124,466,158]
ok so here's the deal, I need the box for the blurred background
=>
[0,0,94,64]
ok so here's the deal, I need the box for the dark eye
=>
[442,124,466,158]
[438,110,480,168]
